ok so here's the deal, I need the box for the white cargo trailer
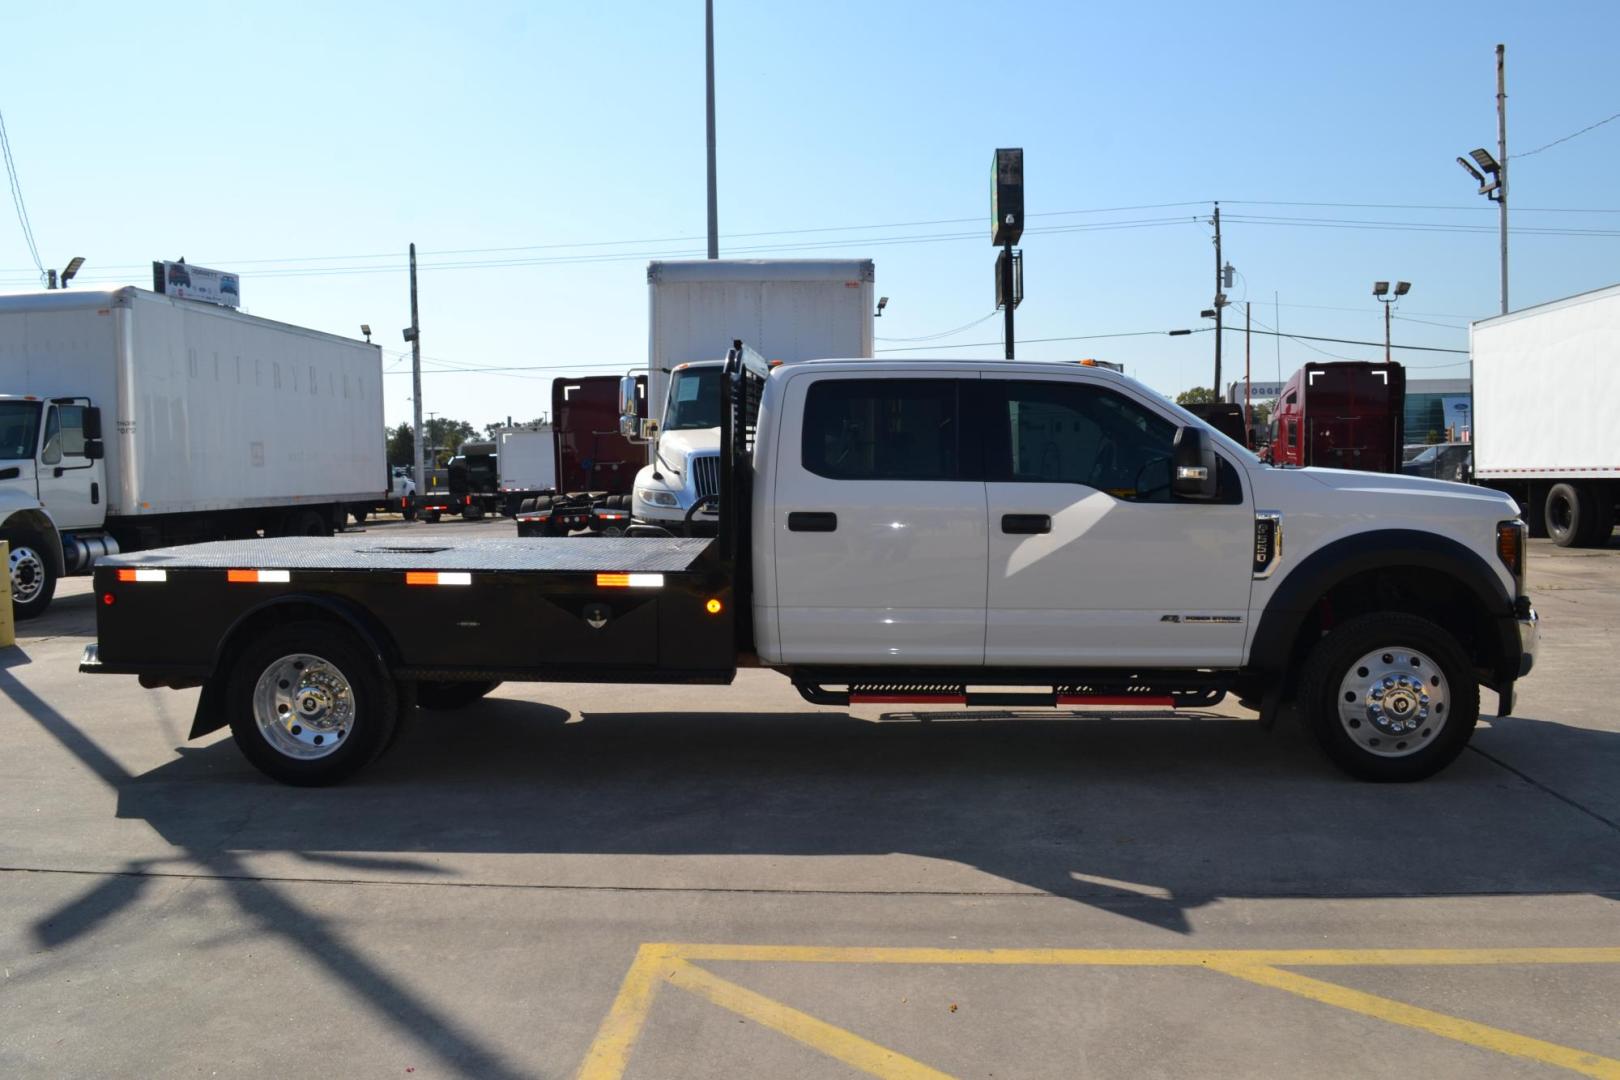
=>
[1,287,385,616]
[629,259,875,531]
[1472,282,1620,547]
[495,427,556,501]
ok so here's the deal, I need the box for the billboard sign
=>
[1227,380,1285,403]
[152,261,241,308]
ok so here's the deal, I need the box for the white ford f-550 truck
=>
[82,346,1537,786]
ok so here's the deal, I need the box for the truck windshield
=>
[663,367,723,430]
[0,400,42,460]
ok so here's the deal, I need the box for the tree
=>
[1176,386,1218,405]
[385,417,479,469]
[385,422,413,468]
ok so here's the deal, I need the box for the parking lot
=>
[3,516,1619,1078]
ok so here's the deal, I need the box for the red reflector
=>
[1056,695,1177,707]
[102,593,115,606]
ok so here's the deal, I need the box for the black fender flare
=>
[1247,528,1517,682]
[189,592,399,739]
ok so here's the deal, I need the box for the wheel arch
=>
[1248,529,1517,699]
[190,593,401,739]
[1,507,66,576]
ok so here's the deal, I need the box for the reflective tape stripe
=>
[227,569,291,584]
[596,573,665,588]
[116,569,167,583]
[405,571,472,586]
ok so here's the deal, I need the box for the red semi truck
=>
[1267,361,1406,473]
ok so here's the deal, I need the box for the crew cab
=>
[81,346,1537,786]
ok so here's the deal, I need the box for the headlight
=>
[636,487,679,508]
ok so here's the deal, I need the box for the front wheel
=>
[225,622,397,786]
[5,531,56,621]
[1298,612,1478,782]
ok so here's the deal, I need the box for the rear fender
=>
[189,592,400,739]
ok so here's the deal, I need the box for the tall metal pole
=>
[1002,244,1015,359]
[1496,43,1508,314]
[705,0,719,260]
[409,243,425,496]
[1384,301,1392,364]
[1212,201,1223,397]
[1244,302,1252,440]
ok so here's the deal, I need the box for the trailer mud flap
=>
[189,675,229,739]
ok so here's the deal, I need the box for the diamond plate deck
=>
[99,536,714,574]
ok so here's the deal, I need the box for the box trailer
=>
[1265,361,1405,473]
[1472,284,1620,546]
[1,287,384,617]
[630,259,875,532]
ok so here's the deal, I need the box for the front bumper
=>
[1515,597,1538,679]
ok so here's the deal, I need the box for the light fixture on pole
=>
[875,296,889,318]
[60,257,85,288]
[1455,44,1508,314]
[360,323,372,343]
[1372,280,1410,364]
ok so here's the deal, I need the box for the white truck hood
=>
[1294,465,1516,510]
[657,427,721,474]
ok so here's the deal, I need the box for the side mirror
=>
[618,375,643,441]
[83,406,103,440]
[84,439,105,461]
[1172,426,1218,500]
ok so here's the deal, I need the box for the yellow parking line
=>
[1211,963,1620,1080]
[576,945,667,1080]
[667,957,954,1080]
[659,943,1620,968]
[576,944,1620,1079]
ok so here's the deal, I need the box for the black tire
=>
[402,505,418,522]
[5,530,56,621]
[285,509,329,537]
[422,511,441,524]
[1583,487,1615,548]
[464,504,485,522]
[224,621,397,786]
[1298,612,1479,782]
[415,680,502,711]
[351,508,368,525]
[1545,483,1586,548]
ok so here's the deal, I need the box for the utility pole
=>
[1212,202,1223,397]
[705,0,719,260]
[1244,301,1252,439]
[408,243,425,497]
[1496,43,1508,314]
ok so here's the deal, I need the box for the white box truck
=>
[1472,283,1620,547]
[2,287,385,617]
[495,426,556,509]
[630,259,875,532]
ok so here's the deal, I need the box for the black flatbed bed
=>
[100,535,714,574]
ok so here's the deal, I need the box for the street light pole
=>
[1373,280,1410,364]
[1496,43,1508,315]
[407,243,425,497]
[705,0,719,260]
[1212,202,1223,397]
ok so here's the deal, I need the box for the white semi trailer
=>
[1472,283,1620,547]
[630,259,875,532]
[1,287,385,617]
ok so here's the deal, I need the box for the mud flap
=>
[188,675,229,739]
[1496,680,1516,718]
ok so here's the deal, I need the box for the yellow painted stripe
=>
[665,958,957,1080]
[1210,963,1620,1079]
[574,945,667,1080]
[655,943,1620,968]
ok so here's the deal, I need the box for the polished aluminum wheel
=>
[9,544,46,605]
[251,653,356,760]
[1338,646,1449,758]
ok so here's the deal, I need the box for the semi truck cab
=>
[2,394,109,617]
[630,360,725,532]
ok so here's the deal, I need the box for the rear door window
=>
[802,379,964,480]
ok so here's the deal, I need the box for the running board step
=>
[797,682,1219,709]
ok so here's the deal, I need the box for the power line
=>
[0,107,43,280]
[876,311,999,342]
[1515,109,1620,159]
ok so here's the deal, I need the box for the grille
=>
[691,454,721,499]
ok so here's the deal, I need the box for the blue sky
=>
[4,0,1618,429]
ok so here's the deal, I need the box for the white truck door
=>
[35,404,105,531]
[981,377,1253,667]
[771,372,988,665]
